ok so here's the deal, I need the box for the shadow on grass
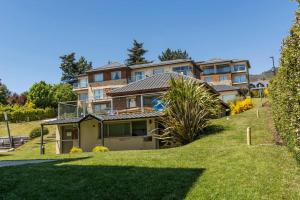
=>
[0,158,204,200]
[202,124,225,137]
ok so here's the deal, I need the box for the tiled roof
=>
[213,85,239,92]
[87,62,127,72]
[108,72,212,96]
[42,112,162,125]
[128,59,195,69]
[100,112,162,121]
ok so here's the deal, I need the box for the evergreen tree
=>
[158,48,191,61]
[0,79,10,105]
[126,40,149,65]
[60,53,92,83]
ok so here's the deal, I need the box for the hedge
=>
[269,10,300,161]
[0,105,56,123]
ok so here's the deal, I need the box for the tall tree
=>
[0,79,10,105]
[60,53,93,83]
[27,81,53,108]
[126,40,149,65]
[158,48,191,61]
[51,83,77,105]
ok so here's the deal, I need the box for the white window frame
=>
[111,71,121,80]
[93,89,104,100]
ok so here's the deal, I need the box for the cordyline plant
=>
[155,77,220,146]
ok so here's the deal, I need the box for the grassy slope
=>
[0,120,56,137]
[0,99,299,199]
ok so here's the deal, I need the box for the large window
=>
[93,89,104,100]
[219,75,228,81]
[143,95,160,107]
[233,75,247,83]
[216,65,231,73]
[203,67,214,75]
[132,121,147,136]
[94,73,103,82]
[153,68,164,75]
[111,71,121,80]
[79,93,88,101]
[79,79,88,88]
[135,71,145,81]
[233,64,246,72]
[173,66,192,76]
[103,123,131,137]
[222,94,237,102]
[127,97,136,108]
[204,77,213,83]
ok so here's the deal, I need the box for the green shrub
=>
[269,8,300,161]
[0,105,56,123]
[70,147,83,154]
[29,127,49,139]
[92,146,109,152]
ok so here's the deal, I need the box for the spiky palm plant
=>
[157,77,220,146]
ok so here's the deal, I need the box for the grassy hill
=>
[0,99,299,199]
[250,68,278,82]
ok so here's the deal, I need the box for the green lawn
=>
[0,99,299,199]
[0,120,56,137]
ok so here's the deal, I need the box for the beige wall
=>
[80,118,102,152]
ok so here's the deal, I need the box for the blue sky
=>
[0,0,298,93]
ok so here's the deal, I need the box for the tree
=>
[0,79,10,105]
[60,53,92,83]
[269,3,300,160]
[51,83,77,105]
[126,40,149,65]
[156,77,220,146]
[27,81,53,108]
[158,48,191,61]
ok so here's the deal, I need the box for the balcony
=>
[73,82,88,90]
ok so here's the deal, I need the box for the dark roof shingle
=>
[212,85,239,92]
[108,73,208,96]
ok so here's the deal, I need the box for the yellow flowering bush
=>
[230,98,253,115]
[70,147,83,154]
[264,88,269,97]
[92,146,109,152]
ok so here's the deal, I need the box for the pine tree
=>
[0,79,10,105]
[158,48,191,61]
[126,40,149,65]
[60,53,92,83]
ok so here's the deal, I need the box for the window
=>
[233,75,247,83]
[111,71,121,80]
[153,68,164,75]
[203,67,214,75]
[222,94,237,102]
[135,71,145,81]
[204,77,213,82]
[104,123,131,137]
[79,79,88,88]
[216,65,231,73]
[219,75,227,81]
[94,73,103,82]
[173,66,192,76]
[127,97,136,108]
[233,65,246,72]
[132,121,147,136]
[143,95,160,107]
[94,104,107,114]
[79,93,88,101]
[93,89,104,100]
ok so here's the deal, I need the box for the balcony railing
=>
[128,75,146,83]
[73,82,88,89]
